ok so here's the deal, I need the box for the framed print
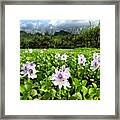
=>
[0,0,119,119]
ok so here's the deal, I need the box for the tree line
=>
[20,26,100,49]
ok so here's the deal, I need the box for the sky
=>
[20,20,99,26]
[20,20,89,25]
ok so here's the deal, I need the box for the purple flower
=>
[93,53,100,60]
[20,62,29,76]
[40,50,43,53]
[51,65,71,89]
[91,53,100,70]
[21,62,37,79]
[78,54,86,65]
[29,49,33,53]
[55,53,60,59]
[61,54,67,61]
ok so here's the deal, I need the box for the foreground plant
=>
[51,65,71,89]
[21,62,37,79]
[20,48,100,100]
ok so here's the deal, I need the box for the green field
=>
[20,48,100,100]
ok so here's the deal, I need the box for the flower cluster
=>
[51,65,71,89]
[55,53,67,61]
[91,53,100,71]
[55,52,100,70]
[78,54,86,66]
[20,51,100,89]
[21,62,37,79]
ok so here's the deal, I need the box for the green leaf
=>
[28,96,33,100]
[51,89,56,97]
[92,83,97,88]
[82,80,87,86]
[81,86,88,97]
[74,78,80,86]
[94,96,99,100]
[51,89,57,100]
[89,88,95,95]
[20,84,26,94]
[24,82,32,91]
[96,88,100,97]
[72,92,82,100]
[31,89,37,97]
[42,92,51,100]
[76,92,82,100]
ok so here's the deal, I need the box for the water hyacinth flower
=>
[61,53,67,61]
[43,48,47,51]
[55,53,60,59]
[51,65,71,89]
[40,50,43,53]
[93,53,100,60]
[91,53,100,70]
[27,63,37,79]
[21,62,37,79]
[61,65,70,78]
[78,54,86,65]
[25,50,28,53]
[20,62,29,76]
[29,49,33,53]
[91,59,100,70]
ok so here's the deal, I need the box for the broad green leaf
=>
[92,83,97,88]
[24,82,32,91]
[20,84,26,94]
[74,78,80,86]
[89,88,96,95]
[31,89,37,97]
[82,80,87,86]
[72,92,82,100]
[28,96,33,100]
[94,96,99,100]
[81,86,88,97]
[76,92,82,100]
[51,89,56,99]
[42,92,51,100]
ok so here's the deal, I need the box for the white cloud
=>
[32,22,37,26]
[49,20,58,26]
[58,20,66,24]
[76,20,89,23]
[21,23,27,27]
[49,20,66,26]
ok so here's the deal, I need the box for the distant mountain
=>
[54,30,71,35]
[20,20,100,35]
